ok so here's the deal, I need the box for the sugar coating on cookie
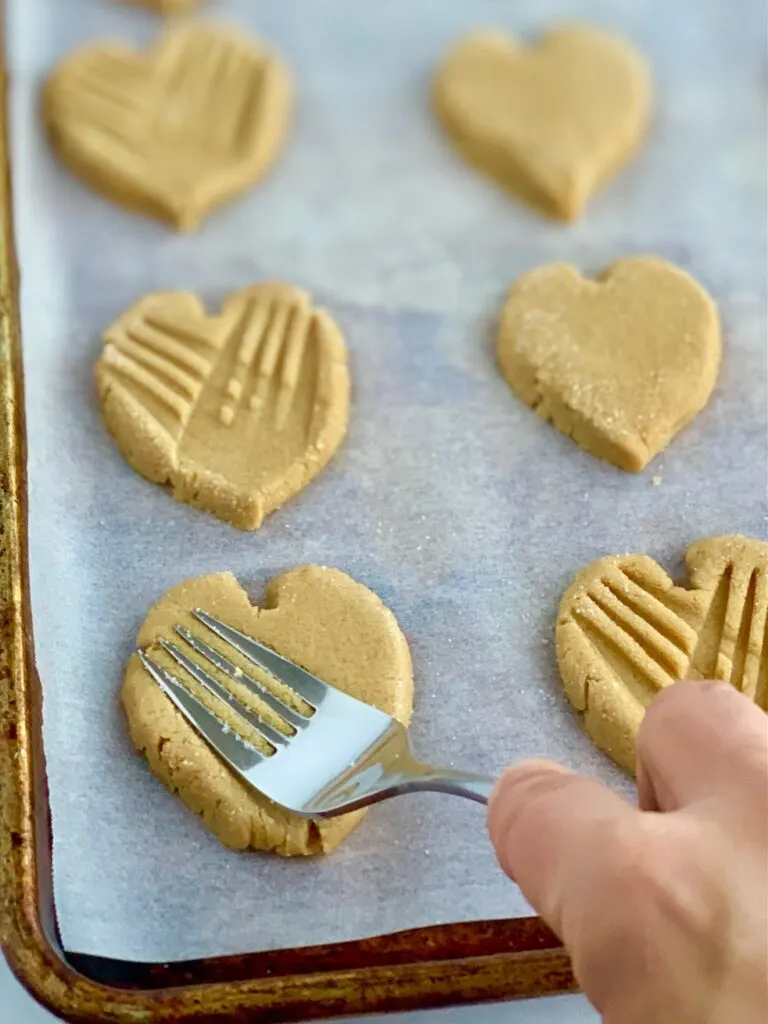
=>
[497,256,721,471]
[557,534,768,775]
[434,24,651,220]
[96,282,350,529]
[43,22,293,230]
[122,568,414,855]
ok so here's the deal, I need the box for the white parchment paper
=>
[9,0,767,962]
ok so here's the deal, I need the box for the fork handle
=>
[405,767,496,805]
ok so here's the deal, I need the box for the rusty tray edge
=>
[0,16,575,1022]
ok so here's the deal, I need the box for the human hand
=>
[488,682,768,1024]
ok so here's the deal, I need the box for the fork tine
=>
[192,610,329,705]
[160,640,291,749]
[138,651,264,774]
[175,625,310,728]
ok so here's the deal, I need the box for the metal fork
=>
[138,611,495,817]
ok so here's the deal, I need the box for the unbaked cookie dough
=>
[96,282,350,530]
[557,534,768,775]
[122,568,414,855]
[497,256,721,471]
[43,21,293,230]
[433,25,651,220]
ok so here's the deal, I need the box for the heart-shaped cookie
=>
[96,282,350,529]
[433,25,651,220]
[558,534,768,775]
[121,568,414,855]
[44,22,293,230]
[497,256,721,471]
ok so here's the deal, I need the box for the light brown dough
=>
[122,568,414,855]
[557,535,768,775]
[433,25,651,220]
[43,22,293,230]
[96,282,350,530]
[497,256,721,471]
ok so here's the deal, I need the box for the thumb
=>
[488,759,636,938]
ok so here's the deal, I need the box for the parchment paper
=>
[9,0,766,962]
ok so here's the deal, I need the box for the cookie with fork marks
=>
[96,282,350,529]
[43,21,293,230]
[122,568,414,855]
[557,534,768,775]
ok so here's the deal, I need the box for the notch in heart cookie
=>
[434,25,651,220]
[122,568,414,855]
[96,282,350,529]
[43,22,293,230]
[497,257,721,471]
[558,534,768,775]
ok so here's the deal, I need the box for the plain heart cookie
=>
[96,282,350,530]
[557,535,768,775]
[433,25,651,220]
[44,22,293,230]
[497,256,721,471]
[121,569,414,855]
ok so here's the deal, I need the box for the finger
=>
[637,680,768,812]
[488,759,636,938]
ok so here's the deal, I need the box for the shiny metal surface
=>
[139,611,495,817]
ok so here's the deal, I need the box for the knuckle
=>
[603,821,724,945]
[603,825,667,910]
[572,825,703,1006]
[568,817,734,1017]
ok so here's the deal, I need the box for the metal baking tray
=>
[2,0,764,1019]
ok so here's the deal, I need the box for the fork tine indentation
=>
[138,650,265,773]
[160,640,290,750]
[258,301,291,380]
[176,624,311,728]
[217,297,270,425]
[273,304,311,430]
[192,610,328,706]
[236,299,270,368]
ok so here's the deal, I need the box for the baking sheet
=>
[10,0,767,963]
